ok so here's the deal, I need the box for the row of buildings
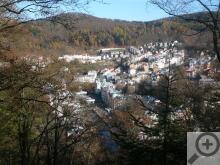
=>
[97,79,127,110]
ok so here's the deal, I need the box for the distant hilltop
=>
[5,12,212,57]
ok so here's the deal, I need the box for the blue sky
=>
[86,0,169,22]
[20,0,168,21]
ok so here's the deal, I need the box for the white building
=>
[129,69,137,76]
[76,71,97,83]
[59,55,101,63]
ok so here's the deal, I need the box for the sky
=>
[86,0,169,22]
[20,0,219,22]
[19,0,169,22]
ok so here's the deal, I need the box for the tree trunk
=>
[53,112,58,165]
[213,30,220,62]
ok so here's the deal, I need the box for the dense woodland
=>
[0,12,213,58]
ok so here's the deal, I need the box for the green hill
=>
[3,12,212,57]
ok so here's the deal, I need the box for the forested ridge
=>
[1,12,212,57]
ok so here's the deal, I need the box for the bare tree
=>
[0,0,103,32]
[149,0,220,62]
